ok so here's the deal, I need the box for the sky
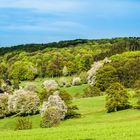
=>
[0,0,140,47]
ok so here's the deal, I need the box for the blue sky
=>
[0,0,140,47]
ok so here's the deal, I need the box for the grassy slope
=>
[0,95,140,140]
[21,77,87,96]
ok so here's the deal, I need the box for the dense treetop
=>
[0,37,140,82]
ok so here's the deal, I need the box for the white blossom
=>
[41,91,67,119]
[72,77,81,86]
[87,57,111,85]
[8,89,40,115]
[43,80,59,90]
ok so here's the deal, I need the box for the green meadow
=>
[0,94,140,140]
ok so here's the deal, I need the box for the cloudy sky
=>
[0,0,140,46]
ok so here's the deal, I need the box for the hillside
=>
[0,38,140,140]
[1,95,140,140]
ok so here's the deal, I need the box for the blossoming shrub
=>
[72,77,81,86]
[40,91,67,119]
[8,90,40,116]
[87,57,111,86]
[43,80,59,90]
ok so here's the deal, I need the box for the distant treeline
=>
[0,37,140,81]
[0,37,140,56]
[0,39,88,55]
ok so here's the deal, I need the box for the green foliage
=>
[9,61,37,81]
[59,90,72,105]
[15,117,32,130]
[40,106,61,128]
[83,85,101,97]
[110,51,140,88]
[62,66,68,76]
[133,80,140,90]
[38,88,72,104]
[121,58,140,87]
[65,109,81,119]
[106,83,130,113]
[79,71,88,84]
[0,38,139,81]
[96,64,119,91]
[0,94,9,118]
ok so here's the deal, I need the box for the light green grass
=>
[62,84,87,95]
[0,96,140,140]
[20,77,87,96]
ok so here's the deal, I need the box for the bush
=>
[25,84,37,92]
[58,78,67,87]
[65,110,81,119]
[40,106,61,128]
[83,85,101,97]
[37,88,55,102]
[8,90,40,116]
[15,117,32,130]
[64,104,81,119]
[43,80,59,90]
[72,77,81,86]
[74,93,82,99]
[134,90,140,109]
[38,88,72,105]
[106,83,130,113]
[79,71,88,84]
[59,90,72,105]
[0,94,9,118]
[40,91,67,119]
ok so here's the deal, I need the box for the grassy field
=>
[21,77,87,96]
[0,95,140,140]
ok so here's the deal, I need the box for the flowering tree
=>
[8,90,40,116]
[40,91,67,119]
[43,80,59,90]
[87,57,111,86]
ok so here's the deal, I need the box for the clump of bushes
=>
[40,106,61,128]
[15,117,32,130]
[40,92,67,128]
[0,94,9,118]
[58,77,67,87]
[40,91,68,120]
[8,90,40,116]
[57,77,71,87]
[83,85,101,97]
[106,82,131,113]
